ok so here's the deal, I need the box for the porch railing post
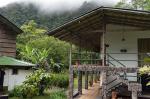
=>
[90,71,94,86]
[68,44,73,99]
[78,70,82,94]
[101,71,107,99]
[128,82,142,99]
[85,70,88,89]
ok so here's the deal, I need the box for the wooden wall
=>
[0,23,17,57]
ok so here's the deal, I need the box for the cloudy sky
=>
[0,0,120,13]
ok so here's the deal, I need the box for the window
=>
[12,69,18,75]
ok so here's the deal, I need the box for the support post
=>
[94,71,97,83]
[85,71,88,89]
[101,19,106,66]
[128,82,142,99]
[132,91,138,99]
[90,71,93,86]
[97,71,100,81]
[101,71,107,99]
[78,71,82,95]
[100,13,107,99]
[68,45,73,99]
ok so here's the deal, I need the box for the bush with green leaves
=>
[51,73,69,88]
[49,90,67,99]
[9,69,69,98]
[9,86,22,97]
[139,65,150,86]
[17,20,70,71]
[24,69,52,86]
[10,69,52,98]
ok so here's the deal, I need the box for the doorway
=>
[138,38,150,92]
[0,69,5,93]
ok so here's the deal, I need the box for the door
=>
[0,70,5,92]
[138,38,150,92]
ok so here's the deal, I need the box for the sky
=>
[0,0,121,13]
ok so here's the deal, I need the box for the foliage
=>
[51,73,69,88]
[49,59,65,73]
[9,90,67,99]
[10,69,52,98]
[24,69,52,86]
[9,69,69,98]
[139,65,150,75]
[18,20,46,45]
[9,86,22,97]
[17,20,70,71]
[49,91,67,99]
[115,0,150,10]
[9,83,39,98]
[115,0,133,9]
[20,45,49,68]
[139,65,150,86]
[27,36,70,65]
[0,2,98,29]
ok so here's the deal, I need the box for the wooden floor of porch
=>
[74,82,101,99]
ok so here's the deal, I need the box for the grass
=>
[74,75,92,89]
[9,89,67,99]
[74,76,85,89]
[10,95,66,99]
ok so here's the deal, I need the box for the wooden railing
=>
[71,52,150,66]
[71,52,149,71]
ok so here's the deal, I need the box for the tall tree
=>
[17,20,70,69]
[116,0,150,10]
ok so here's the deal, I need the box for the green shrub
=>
[9,69,52,98]
[9,86,22,97]
[51,73,69,88]
[73,70,78,78]
[49,91,67,99]
[9,70,69,98]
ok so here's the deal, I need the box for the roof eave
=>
[0,14,23,34]
[47,6,150,36]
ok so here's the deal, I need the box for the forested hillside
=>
[0,1,98,30]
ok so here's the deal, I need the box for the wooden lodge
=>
[0,14,35,99]
[0,14,22,57]
[48,7,150,99]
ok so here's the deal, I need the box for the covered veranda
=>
[47,7,150,99]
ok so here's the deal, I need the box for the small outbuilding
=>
[0,56,35,91]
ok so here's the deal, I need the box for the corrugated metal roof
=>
[0,56,35,68]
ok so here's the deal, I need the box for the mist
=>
[0,0,120,14]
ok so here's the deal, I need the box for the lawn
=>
[74,75,92,89]
[9,89,67,99]
[10,96,51,99]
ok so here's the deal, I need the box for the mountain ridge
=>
[0,1,99,30]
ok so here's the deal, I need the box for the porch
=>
[71,52,140,99]
[47,7,150,99]
[74,82,100,99]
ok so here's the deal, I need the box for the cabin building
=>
[48,7,150,99]
[0,14,35,93]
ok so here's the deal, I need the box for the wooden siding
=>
[0,24,17,57]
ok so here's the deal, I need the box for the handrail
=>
[106,78,118,85]
[107,54,126,67]
[106,53,127,79]
[107,82,122,92]
[108,61,116,67]
[71,52,148,65]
